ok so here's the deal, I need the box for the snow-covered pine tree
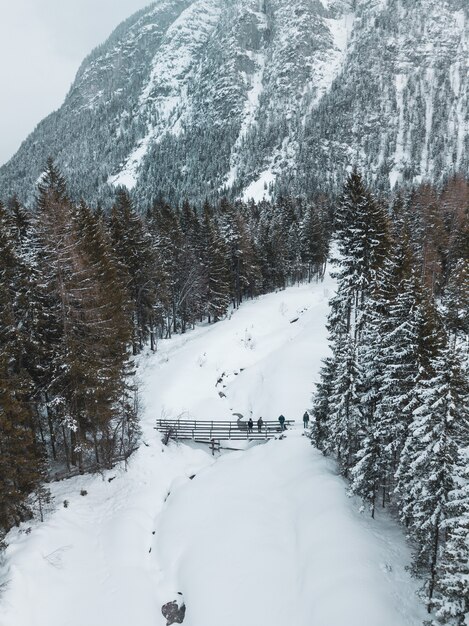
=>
[299,202,328,281]
[7,194,30,244]
[267,200,289,289]
[146,200,174,339]
[432,440,469,626]
[319,170,390,476]
[218,198,243,308]
[443,258,469,346]
[218,199,261,307]
[321,287,361,475]
[350,275,390,517]
[148,200,203,335]
[286,221,304,285]
[407,184,446,295]
[201,205,231,323]
[178,200,206,331]
[109,188,156,352]
[311,356,335,450]
[254,203,283,291]
[236,211,263,300]
[32,163,139,470]
[332,169,391,337]
[396,344,467,613]
[0,202,46,538]
[351,230,424,513]
[33,160,85,469]
[367,242,419,488]
[73,201,138,466]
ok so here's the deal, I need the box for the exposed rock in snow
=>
[161,598,186,625]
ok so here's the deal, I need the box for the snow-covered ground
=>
[0,273,428,626]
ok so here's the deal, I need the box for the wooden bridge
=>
[155,418,295,443]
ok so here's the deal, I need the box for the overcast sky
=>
[0,0,152,166]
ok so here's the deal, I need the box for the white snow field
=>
[0,273,428,626]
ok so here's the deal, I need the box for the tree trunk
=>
[427,521,440,613]
[44,394,57,461]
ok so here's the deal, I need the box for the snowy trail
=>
[0,276,427,626]
[156,433,425,626]
[140,278,335,427]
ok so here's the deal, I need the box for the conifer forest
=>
[1,159,468,623]
[0,159,329,534]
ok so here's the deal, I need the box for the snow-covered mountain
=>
[1,0,468,206]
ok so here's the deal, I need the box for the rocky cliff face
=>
[1,0,468,206]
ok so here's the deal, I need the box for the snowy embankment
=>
[0,274,427,626]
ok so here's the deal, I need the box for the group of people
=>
[245,411,310,432]
[246,416,266,433]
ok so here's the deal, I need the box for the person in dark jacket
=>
[257,417,264,432]
[278,414,286,430]
[303,411,310,428]
[247,417,253,432]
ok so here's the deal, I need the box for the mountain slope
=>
[0,278,428,626]
[0,0,468,206]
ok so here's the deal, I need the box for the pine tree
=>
[0,202,46,537]
[7,194,30,244]
[110,188,156,352]
[397,345,468,612]
[201,206,231,323]
[255,206,282,291]
[32,164,138,470]
[350,237,431,514]
[0,352,46,537]
[33,160,85,468]
[333,169,391,334]
[73,202,137,465]
[322,293,361,475]
[299,203,327,281]
[351,284,390,517]
[267,202,289,289]
[175,202,205,332]
[443,258,469,343]
[319,170,390,476]
[311,357,335,450]
[311,174,469,618]
[218,199,261,306]
[432,451,469,626]
[148,200,203,335]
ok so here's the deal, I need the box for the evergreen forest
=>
[1,161,468,624]
[0,159,329,541]
[313,171,469,625]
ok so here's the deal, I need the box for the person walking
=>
[257,417,264,433]
[248,417,253,433]
[278,414,286,431]
[303,411,310,428]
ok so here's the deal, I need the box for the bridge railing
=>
[155,419,294,442]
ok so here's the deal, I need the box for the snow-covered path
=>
[140,278,335,428]
[0,277,428,626]
[156,432,425,626]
